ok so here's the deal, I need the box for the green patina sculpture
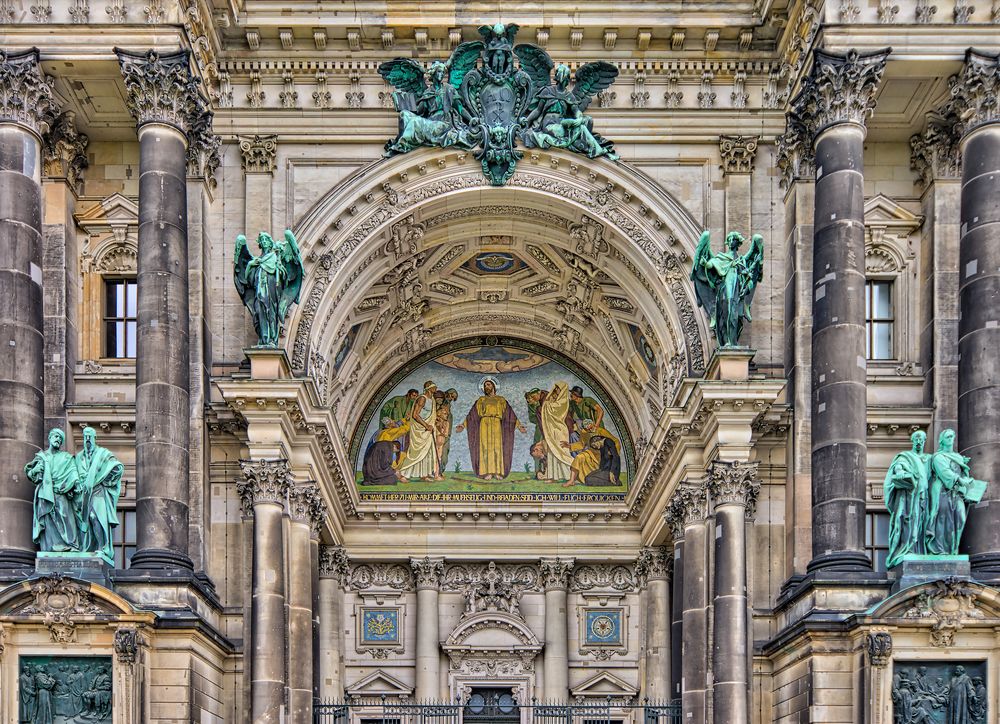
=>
[25,427,124,565]
[690,230,764,347]
[234,229,304,348]
[379,22,618,186]
[884,428,988,568]
[19,655,113,723]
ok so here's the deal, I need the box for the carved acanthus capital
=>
[239,133,278,173]
[947,48,1000,136]
[113,625,147,664]
[116,48,210,136]
[866,631,892,667]
[237,458,291,509]
[186,106,220,187]
[719,135,760,175]
[708,460,761,513]
[287,482,326,533]
[319,544,350,582]
[0,48,59,137]
[790,48,890,136]
[910,110,962,187]
[42,111,89,189]
[539,556,575,591]
[635,546,670,585]
[776,113,816,189]
[667,483,710,532]
[410,556,445,590]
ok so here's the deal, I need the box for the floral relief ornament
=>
[902,578,985,647]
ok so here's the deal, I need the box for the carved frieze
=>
[0,48,59,136]
[237,458,291,509]
[442,561,539,615]
[571,563,636,592]
[239,134,278,174]
[719,135,759,175]
[116,49,212,137]
[348,562,414,591]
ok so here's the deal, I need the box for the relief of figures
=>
[354,343,631,499]
[18,656,113,723]
[892,662,987,724]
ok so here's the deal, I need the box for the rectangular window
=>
[103,278,137,359]
[865,280,894,360]
[865,511,890,572]
[112,508,137,569]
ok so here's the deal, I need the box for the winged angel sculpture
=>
[379,23,619,186]
[690,230,764,348]
[234,229,304,348]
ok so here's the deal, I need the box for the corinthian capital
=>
[635,546,670,586]
[43,111,89,190]
[910,111,962,187]
[707,460,761,512]
[115,48,210,136]
[0,48,59,137]
[776,113,816,188]
[287,482,327,534]
[238,134,278,173]
[237,458,291,509]
[410,556,444,590]
[539,556,575,590]
[319,545,350,581]
[947,49,1000,136]
[791,48,891,136]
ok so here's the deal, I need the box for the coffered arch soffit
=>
[286,148,710,439]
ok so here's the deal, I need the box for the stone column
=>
[637,546,671,701]
[540,556,575,702]
[951,50,1000,579]
[0,49,58,569]
[669,484,710,723]
[667,529,684,702]
[411,556,444,701]
[790,48,890,574]
[286,484,326,724]
[117,48,214,571]
[238,459,291,724]
[708,461,760,724]
[318,545,348,701]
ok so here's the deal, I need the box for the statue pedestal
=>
[705,346,755,381]
[890,554,971,593]
[245,347,292,380]
[36,552,113,586]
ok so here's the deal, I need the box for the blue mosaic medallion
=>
[362,608,400,644]
[585,609,622,645]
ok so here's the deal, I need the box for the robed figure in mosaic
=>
[234,229,304,348]
[691,230,764,347]
[455,378,526,480]
[76,425,124,564]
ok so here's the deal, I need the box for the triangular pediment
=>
[570,670,638,698]
[346,670,413,698]
[864,193,923,230]
[75,193,139,234]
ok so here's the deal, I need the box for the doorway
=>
[463,688,520,724]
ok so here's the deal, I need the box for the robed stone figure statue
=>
[25,428,81,553]
[234,229,304,348]
[691,230,764,347]
[76,425,124,564]
[884,430,931,568]
[926,429,987,555]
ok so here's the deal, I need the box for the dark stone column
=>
[789,48,890,574]
[238,459,290,724]
[668,484,710,724]
[708,461,760,724]
[951,50,1000,579]
[0,49,58,570]
[665,513,685,703]
[116,48,215,571]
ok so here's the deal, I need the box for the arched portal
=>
[286,147,710,458]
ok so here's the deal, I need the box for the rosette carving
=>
[237,458,291,508]
[0,48,59,136]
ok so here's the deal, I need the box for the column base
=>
[128,547,194,571]
[0,548,38,569]
[705,346,755,380]
[806,550,873,574]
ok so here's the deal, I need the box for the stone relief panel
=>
[18,655,113,722]
[891,661,986,724]
[441,561,540,616]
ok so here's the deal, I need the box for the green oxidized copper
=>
[884,428,988,567]
[19,655,113,723]
[234,229,304,348]
[25,427,124,565]
[379,22,618,186]
[690,230,764,347]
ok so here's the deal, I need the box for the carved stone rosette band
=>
[539,556,576,591]
[410,555,445,590]
[239,133,278,173]
[708,460,761,515]
[238,458,292,508]
[719,135,759,175]
[0,48,59,136]
[319,544,350,582]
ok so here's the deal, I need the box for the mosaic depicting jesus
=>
[455,378,526,480]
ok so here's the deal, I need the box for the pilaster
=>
[318,544,348,700]
[718,134,759,234]
[410,555,444,701]
[637,546,671,701]
[239,133,277,236]
[540,556,574,702]
[672,483,710,724]
[286,483,324,724]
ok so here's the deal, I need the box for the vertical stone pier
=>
[411,556,444,701]
[793,48,890,573]
[319,545,348,701]
[116,48,214,571]
[952,50,1000,579]
[667,525,685,703]
[638,546,671,701]
[708,461,760,723]
[239,458,291,723]
[0,49,57,570]
[541,556,574,702]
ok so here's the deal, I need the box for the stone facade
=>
[0,3,998,723]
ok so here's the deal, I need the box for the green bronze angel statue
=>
[690,230,764,347]
[234,229,304,348]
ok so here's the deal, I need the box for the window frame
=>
[865,278,895,362]
[102,276,138,360]
[865,510,891,573]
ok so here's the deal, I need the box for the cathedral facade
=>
[1,2,999,722]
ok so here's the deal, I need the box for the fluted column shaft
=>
[541,556,574,702]
[709,462,760,724]
[319,546,348,701]
[674,486,710,724]
[0,49,57,569]
[411,556,444,701]
[952,50,1000,578]
[116,48,215,570]
[792,48,889,573]
[239,460,290,724]
[638,546,671,701]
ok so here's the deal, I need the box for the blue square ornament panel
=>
[362,608,400,644]
[585,609,622,645]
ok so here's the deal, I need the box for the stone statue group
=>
[23,427,123,565]
[884,429,988,569]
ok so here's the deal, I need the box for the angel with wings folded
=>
[234,229,304,348]
[515,47,619,160]
[690,230,764,347]
[378,43,482,155]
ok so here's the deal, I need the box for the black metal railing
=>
[314,698,682,724]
